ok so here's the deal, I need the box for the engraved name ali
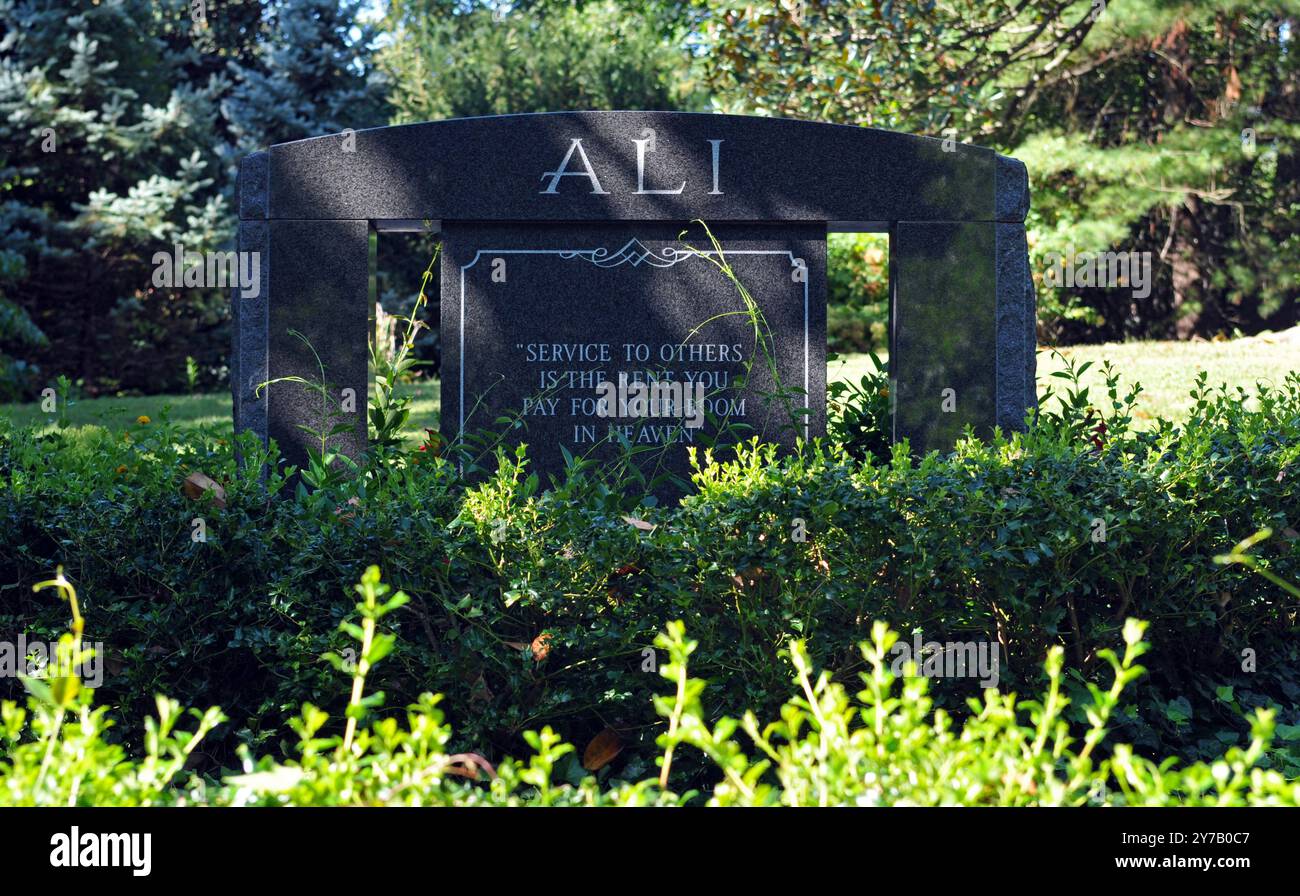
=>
[539,130,723,196]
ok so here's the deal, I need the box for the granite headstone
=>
[441,222,824,488]
[233,111,1035,486]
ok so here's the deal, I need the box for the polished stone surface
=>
[441,222,825,489]
[891,222,998,449]
[265,220,370,472]
[260,112,1025,226]
[232,220,269,444]
[233,112,1037,471]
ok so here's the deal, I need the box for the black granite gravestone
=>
[233,112,1035,487]
[442,222,824,488]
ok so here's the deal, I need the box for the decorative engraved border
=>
[558,238,689,269]
[459,244,811,441]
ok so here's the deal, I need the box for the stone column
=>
[890,221,996,449]
[233,153,371,473]
[233,152,269,450]
[266,219,370,472]
[888,157,1036,454]
[994,222,1038,434]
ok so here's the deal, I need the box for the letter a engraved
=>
[540,139,609,195]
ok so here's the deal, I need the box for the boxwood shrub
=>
[1,369,1298,787]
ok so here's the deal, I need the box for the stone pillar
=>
[888,158,1036,454]
[233,152,269,450]
[995,223,1038,433]
[233,153,370,473]
[994,156,1038,436]
[265,219,370,472]
[890,221,996,449]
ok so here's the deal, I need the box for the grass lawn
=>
[1035,330,1300,426]
[4,332,1297,436]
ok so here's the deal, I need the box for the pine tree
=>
[0,0,383,395]
[0,0,233,394]
[698,0,1300,341]
[223,0,387,157]
[1013,0,1300,340]
[379,0,700,122]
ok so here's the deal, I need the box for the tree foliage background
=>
[697,0,1300,342]
[0,0,386,399]
[1,0,1295,398]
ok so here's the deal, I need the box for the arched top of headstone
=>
[239,111,1028,227]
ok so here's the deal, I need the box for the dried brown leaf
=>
[582,729,623,771]
[182,472,226,509]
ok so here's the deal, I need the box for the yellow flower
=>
[136,415,151,425]
[115,464,128,475]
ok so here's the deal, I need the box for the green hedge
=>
[4,596,1297,806]
[827,233,888,353]
[2,371,1298,786]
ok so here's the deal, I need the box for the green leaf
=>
[1164,697,1193,725]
